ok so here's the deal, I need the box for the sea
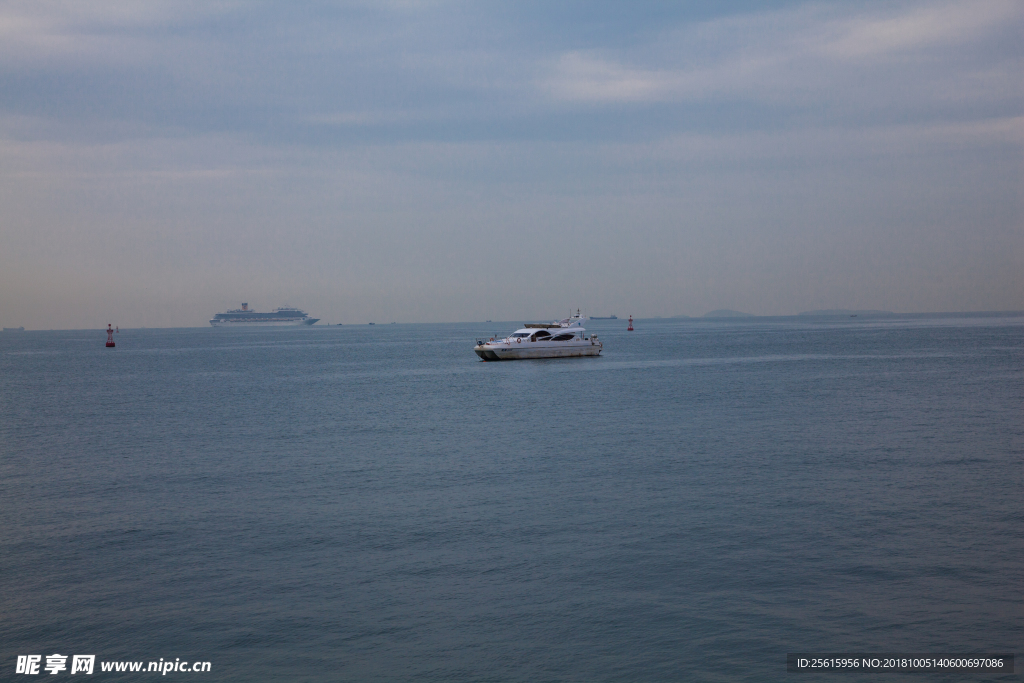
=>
[1,314,1021,682]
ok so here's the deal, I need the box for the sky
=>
[0,0,1021,328]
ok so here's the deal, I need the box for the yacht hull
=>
[474,341,602,360]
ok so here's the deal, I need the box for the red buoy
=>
[627,315,634,331]
[105,324,115,347]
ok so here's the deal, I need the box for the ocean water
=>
[1,315,1021,682]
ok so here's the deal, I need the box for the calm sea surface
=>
[1,315,1021,682]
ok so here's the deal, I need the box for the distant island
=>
[703,309,754,318]
[798,309,894,316]
[589,315,618,320]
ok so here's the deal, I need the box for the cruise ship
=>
[209,303,319,327]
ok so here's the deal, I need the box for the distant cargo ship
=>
[209,303,319,327]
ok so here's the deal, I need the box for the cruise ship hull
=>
[209,318,319,327]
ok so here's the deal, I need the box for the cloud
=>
[542,52,673,103]
[0,1,240,62]
[819,0,1020,59]
[541,1,1022,108]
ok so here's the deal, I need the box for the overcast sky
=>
[1,0,1021,328]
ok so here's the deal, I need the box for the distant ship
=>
[209,303,319,327]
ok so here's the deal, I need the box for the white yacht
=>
[474,312,602,361]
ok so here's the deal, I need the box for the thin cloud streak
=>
[542,1,1021,106]
[821,0,1020,58]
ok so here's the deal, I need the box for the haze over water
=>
[1,314,1021,681]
